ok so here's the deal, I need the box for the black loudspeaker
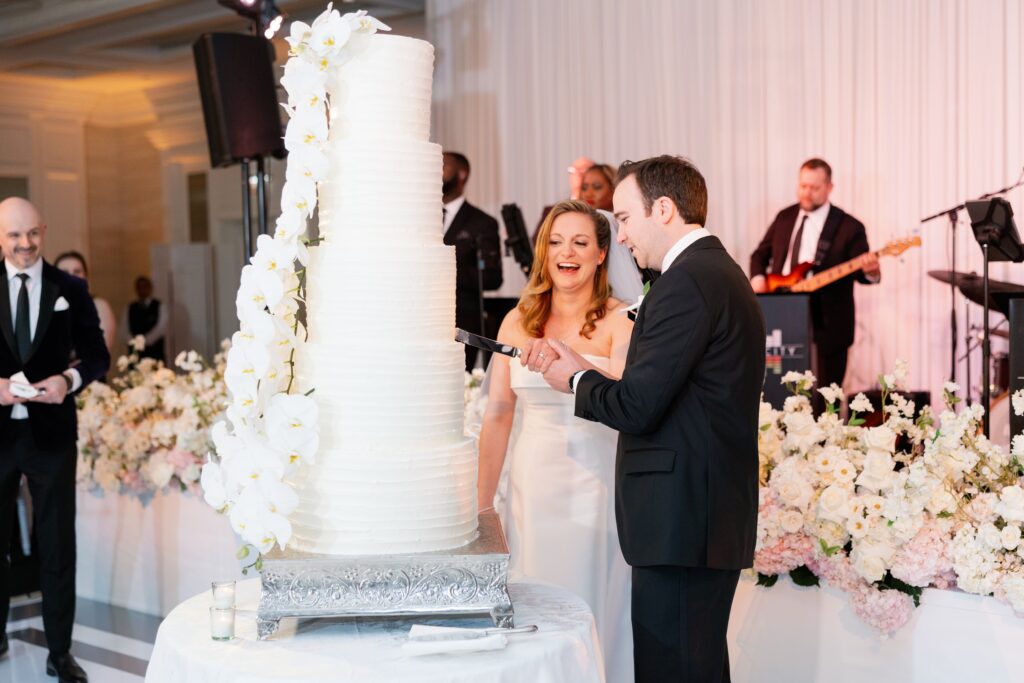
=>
[193,33,285,168]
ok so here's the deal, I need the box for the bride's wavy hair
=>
[518,200,612,340]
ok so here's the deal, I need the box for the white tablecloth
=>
[145,578,604,683]
[728,575,1024,682]
[76,489,242,616]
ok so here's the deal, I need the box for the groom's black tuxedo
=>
[0,260,109,656]
[576,235,765,681]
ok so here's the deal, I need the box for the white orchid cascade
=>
[200,5,390,559]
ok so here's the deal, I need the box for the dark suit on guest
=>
[575,236,766,682]
[749,203,874,387]
[443,200,503,370]
[0,261,109,655]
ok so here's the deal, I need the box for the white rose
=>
[856,451,894,492]
[1002,525,1022,551]
[862,425,897,454]
[814,446,841,472]
[852,549,887,583]
[979,522,1004,550]
[773,474,814,511]
[925,487,956,516]
[818,484,850,524]
[779,509,805,534]
[998,486,1024,523]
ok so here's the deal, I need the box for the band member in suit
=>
[442,151,503,370]
[749,158,880,389]
[528,156,766,682]
[0,197,109,683]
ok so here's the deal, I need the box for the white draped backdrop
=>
[428,0,1024,400]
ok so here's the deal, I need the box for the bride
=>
[477,199,635,682]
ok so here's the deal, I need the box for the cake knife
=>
[454,328,521,358]
[408,625,539,642]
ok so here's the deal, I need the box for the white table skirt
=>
[76,488,242,616]
[729,574,1024,682]
[145,578,604,683]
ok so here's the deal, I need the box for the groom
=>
[525,156,765,682]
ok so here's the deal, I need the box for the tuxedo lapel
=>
[772,209,798,275]
[444,201,470,243]
[28,266,59,362]
[814,206,844,267]
[0,263,15,359]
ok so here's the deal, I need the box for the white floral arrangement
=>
[200,4,390,563]
[756,362,1024,634]
[76,338,228,497]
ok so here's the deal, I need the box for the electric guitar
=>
[764,236,921,293]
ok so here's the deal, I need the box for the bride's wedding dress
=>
[505,354,633,683]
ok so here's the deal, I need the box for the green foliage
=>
[757,573,779,587]
[877,571,923,607]
[789,565,820,588]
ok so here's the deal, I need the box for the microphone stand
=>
[920,167,1024,389]
[474,235,487,371]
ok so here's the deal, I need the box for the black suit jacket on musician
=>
[443,200,503,335]
[749,203,874,352]
[0,261,109,451]
[576,236,766,570]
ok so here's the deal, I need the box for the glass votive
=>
[211,580,236,609]
[210,606,235,641]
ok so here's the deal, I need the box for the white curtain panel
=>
[427,0,1024,399]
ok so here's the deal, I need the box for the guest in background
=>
[0,197,108,683]
[749,158,880,390]
[120,276,167,363]
[442,151,503,370]
[55,251,116,357]
[579,163,616,211]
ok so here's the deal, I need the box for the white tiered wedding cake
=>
[289,34,479,555]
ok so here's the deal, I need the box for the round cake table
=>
[144,578,605,683]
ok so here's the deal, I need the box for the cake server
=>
[454,328,521,358]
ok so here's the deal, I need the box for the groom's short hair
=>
[616,156,707,226]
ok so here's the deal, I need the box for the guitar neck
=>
[792,252,875,293]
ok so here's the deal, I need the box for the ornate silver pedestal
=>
[256,510,512,639]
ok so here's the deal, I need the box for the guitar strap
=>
[813,206,843,269]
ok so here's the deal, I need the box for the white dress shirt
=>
[570,227,713,394]
[783,202,830,275]
[6,258,81,419]
[442,195,466,234]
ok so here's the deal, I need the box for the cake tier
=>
[317,139,442,245]
[294,338,468,446]
[304,242,456,334]
[288,437,478,555]
[328,34,434,142]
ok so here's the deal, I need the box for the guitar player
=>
[749,158,880,392]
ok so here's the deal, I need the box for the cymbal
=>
[927,270,1024,315]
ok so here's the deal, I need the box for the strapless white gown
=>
[505,355,633,683]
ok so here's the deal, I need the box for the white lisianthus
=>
[850,393,874,414]
[831,458,857,484]
[783,394,811,414]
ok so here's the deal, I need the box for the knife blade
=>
[454,328,521,358]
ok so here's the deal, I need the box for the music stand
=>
[967,197,1024,436]
[501,203,534,276]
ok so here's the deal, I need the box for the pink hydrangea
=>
[807,552,863,593]
[890,521,953,587]
[165,447,198,471]
[849,586,915,634]
[754,532,815,576]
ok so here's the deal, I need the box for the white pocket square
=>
[54,296,69,312]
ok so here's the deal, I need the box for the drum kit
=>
[928,269,1023,400]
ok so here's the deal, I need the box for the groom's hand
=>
[543,339,585,394]
[521,339,560,374]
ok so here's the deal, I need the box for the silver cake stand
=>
[256,510,513,639]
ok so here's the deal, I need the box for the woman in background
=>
[579,163,616,211]
[55,251,117,357]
